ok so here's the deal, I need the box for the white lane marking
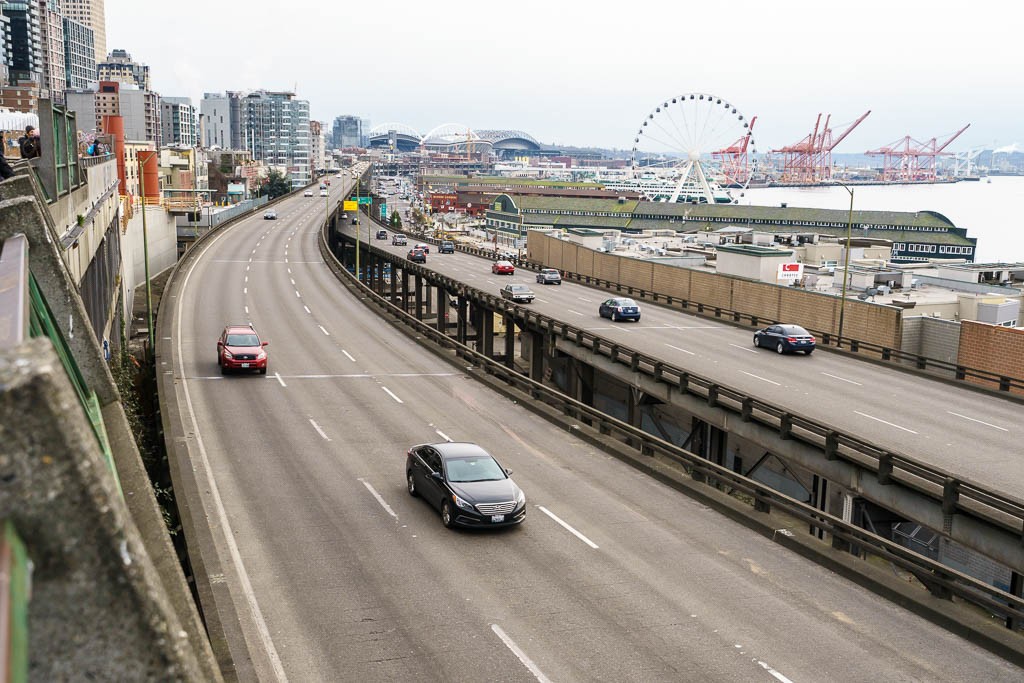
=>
[566,309,585,316]
[947,411,1008,432]
[246,265,250,272]
[342,350,356,362]
[757,660,794,683]
[309,418,330,441]
[287,268,291,274]
[854,411,918,434]
[382,386,404,403]
[318,325,330,336]
[491,624,552,683]
[245,306,249,315]
[486,279,496,284]
[284,257,288,263]
[290,278,295,285]
[244,276,248,283]
[295,291,301,298]
[538,506,598,548]
[729,343,758,354]
[251,248,256,254]
[577,296,594,302]
[174,227,289,681]
[304,305,311,314]
[274,372,286,387]
[360,478,398,520]
[535,298,549,304]
[741,371,781,386]
[243,287,247,294]
[435,430,452,442]
[665,343,696,355]
[822,372,863,386]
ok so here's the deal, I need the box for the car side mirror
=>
[262,341,269,347]
[504,468,513,476]
[217,341,223,347]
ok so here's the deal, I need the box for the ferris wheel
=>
[630,93,757,203]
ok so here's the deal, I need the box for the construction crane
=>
[711,116,756,186]
[865,124,970,182]
[953,146,984,178]
[772,111,871,184]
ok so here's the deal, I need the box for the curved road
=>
[168,178,1020,681]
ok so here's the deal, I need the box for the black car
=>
[439,241,455,254]
[407,248,426,263]
[406,442,526,528]
[753,324,816,355]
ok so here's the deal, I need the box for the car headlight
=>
[452,493,474,511]
[516,489,526,506]
[256,350,267,360]
[222,349,233,359]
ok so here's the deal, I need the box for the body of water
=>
[741,176,1023,263]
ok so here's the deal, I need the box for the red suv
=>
[217,324,269,374]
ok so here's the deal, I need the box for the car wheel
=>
[754,336,760,348]
[260,366,267,375]
[441,501,455,528]
[220,365,228,375]
[776,341,785,354]
[407,472,418,497]
[612,311,619,322]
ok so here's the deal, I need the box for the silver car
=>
[536,268,562,285]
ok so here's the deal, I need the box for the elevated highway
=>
[159,170,1023,679]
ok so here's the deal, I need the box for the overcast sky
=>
[106,0,1021,152]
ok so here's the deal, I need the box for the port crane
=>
[772,111,871,184]
[865,124,970,182]
[711,116,757,186]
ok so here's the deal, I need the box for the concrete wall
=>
[121,203,178,292]
[529,232,903,348]
[958,320,1024,394]
[901,316,961,376]
[52,158,121,284]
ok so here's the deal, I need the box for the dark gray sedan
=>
[753,324,816,355]
[406,442,526,528]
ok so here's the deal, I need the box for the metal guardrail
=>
[0,520,30,683]
[322,223,1024,631]
[349,231,1024,542]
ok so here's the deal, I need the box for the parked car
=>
[407,248,426,263]
[406,442,526,528]
[217,323,268,375]
[376,229,388,240]
[392,234,408,246]
[501,284,535,303]
[598,297,641,322]
[303,190,313,197]
[492,260,515,275]
[263,210,277,220]
[536,268,561,285]
[439,241,455,254]
[753,324,816,355]
[414,242,430,254]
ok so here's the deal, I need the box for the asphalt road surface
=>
[169,180,1021,681]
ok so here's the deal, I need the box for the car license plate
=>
[491,514,505,523]
[241,363,250,368]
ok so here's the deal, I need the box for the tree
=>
[389,210,402,228]
[260,169,291,199]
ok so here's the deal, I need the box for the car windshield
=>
[446,456,506,483]
[226,333,259,346]
[509,285,527,292]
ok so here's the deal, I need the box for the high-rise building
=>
[38,0,64,101]
[332,114,363,149]
[62,14,95,89]
[63,83,95,127]
[309,120,325,173]
[241,90,310,187]
[0,8,11,85]
[60,0,103,65]
[161,96,196,146]
[70,79,160,145]
[3,0,43,85]
[97,47,147,89]
[200,91,243,149]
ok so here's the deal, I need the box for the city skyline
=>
[108,1,1020,153]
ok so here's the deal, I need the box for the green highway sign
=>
[355,196,372,205]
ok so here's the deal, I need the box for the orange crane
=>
[772,111,871,184]
[865,124,970,182]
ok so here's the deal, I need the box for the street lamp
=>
[835,182,855,347]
